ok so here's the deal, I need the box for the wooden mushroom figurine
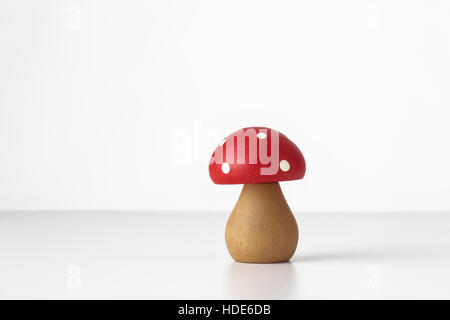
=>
[209,127,306,263]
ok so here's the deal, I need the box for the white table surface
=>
[0,211,449,299]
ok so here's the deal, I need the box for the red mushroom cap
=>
[209,127,306,184]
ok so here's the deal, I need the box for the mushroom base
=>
[225,182,299,263]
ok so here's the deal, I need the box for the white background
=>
[2,211,450,299]
[2,0,450,212]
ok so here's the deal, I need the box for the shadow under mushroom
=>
[225,261,298,299]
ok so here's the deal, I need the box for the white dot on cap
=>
[279,160,290,172]
[222,163,230,174]
[256,132,267,139]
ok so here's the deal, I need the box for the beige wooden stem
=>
[225,182,298,263]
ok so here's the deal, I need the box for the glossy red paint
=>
[209,127,306,184]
